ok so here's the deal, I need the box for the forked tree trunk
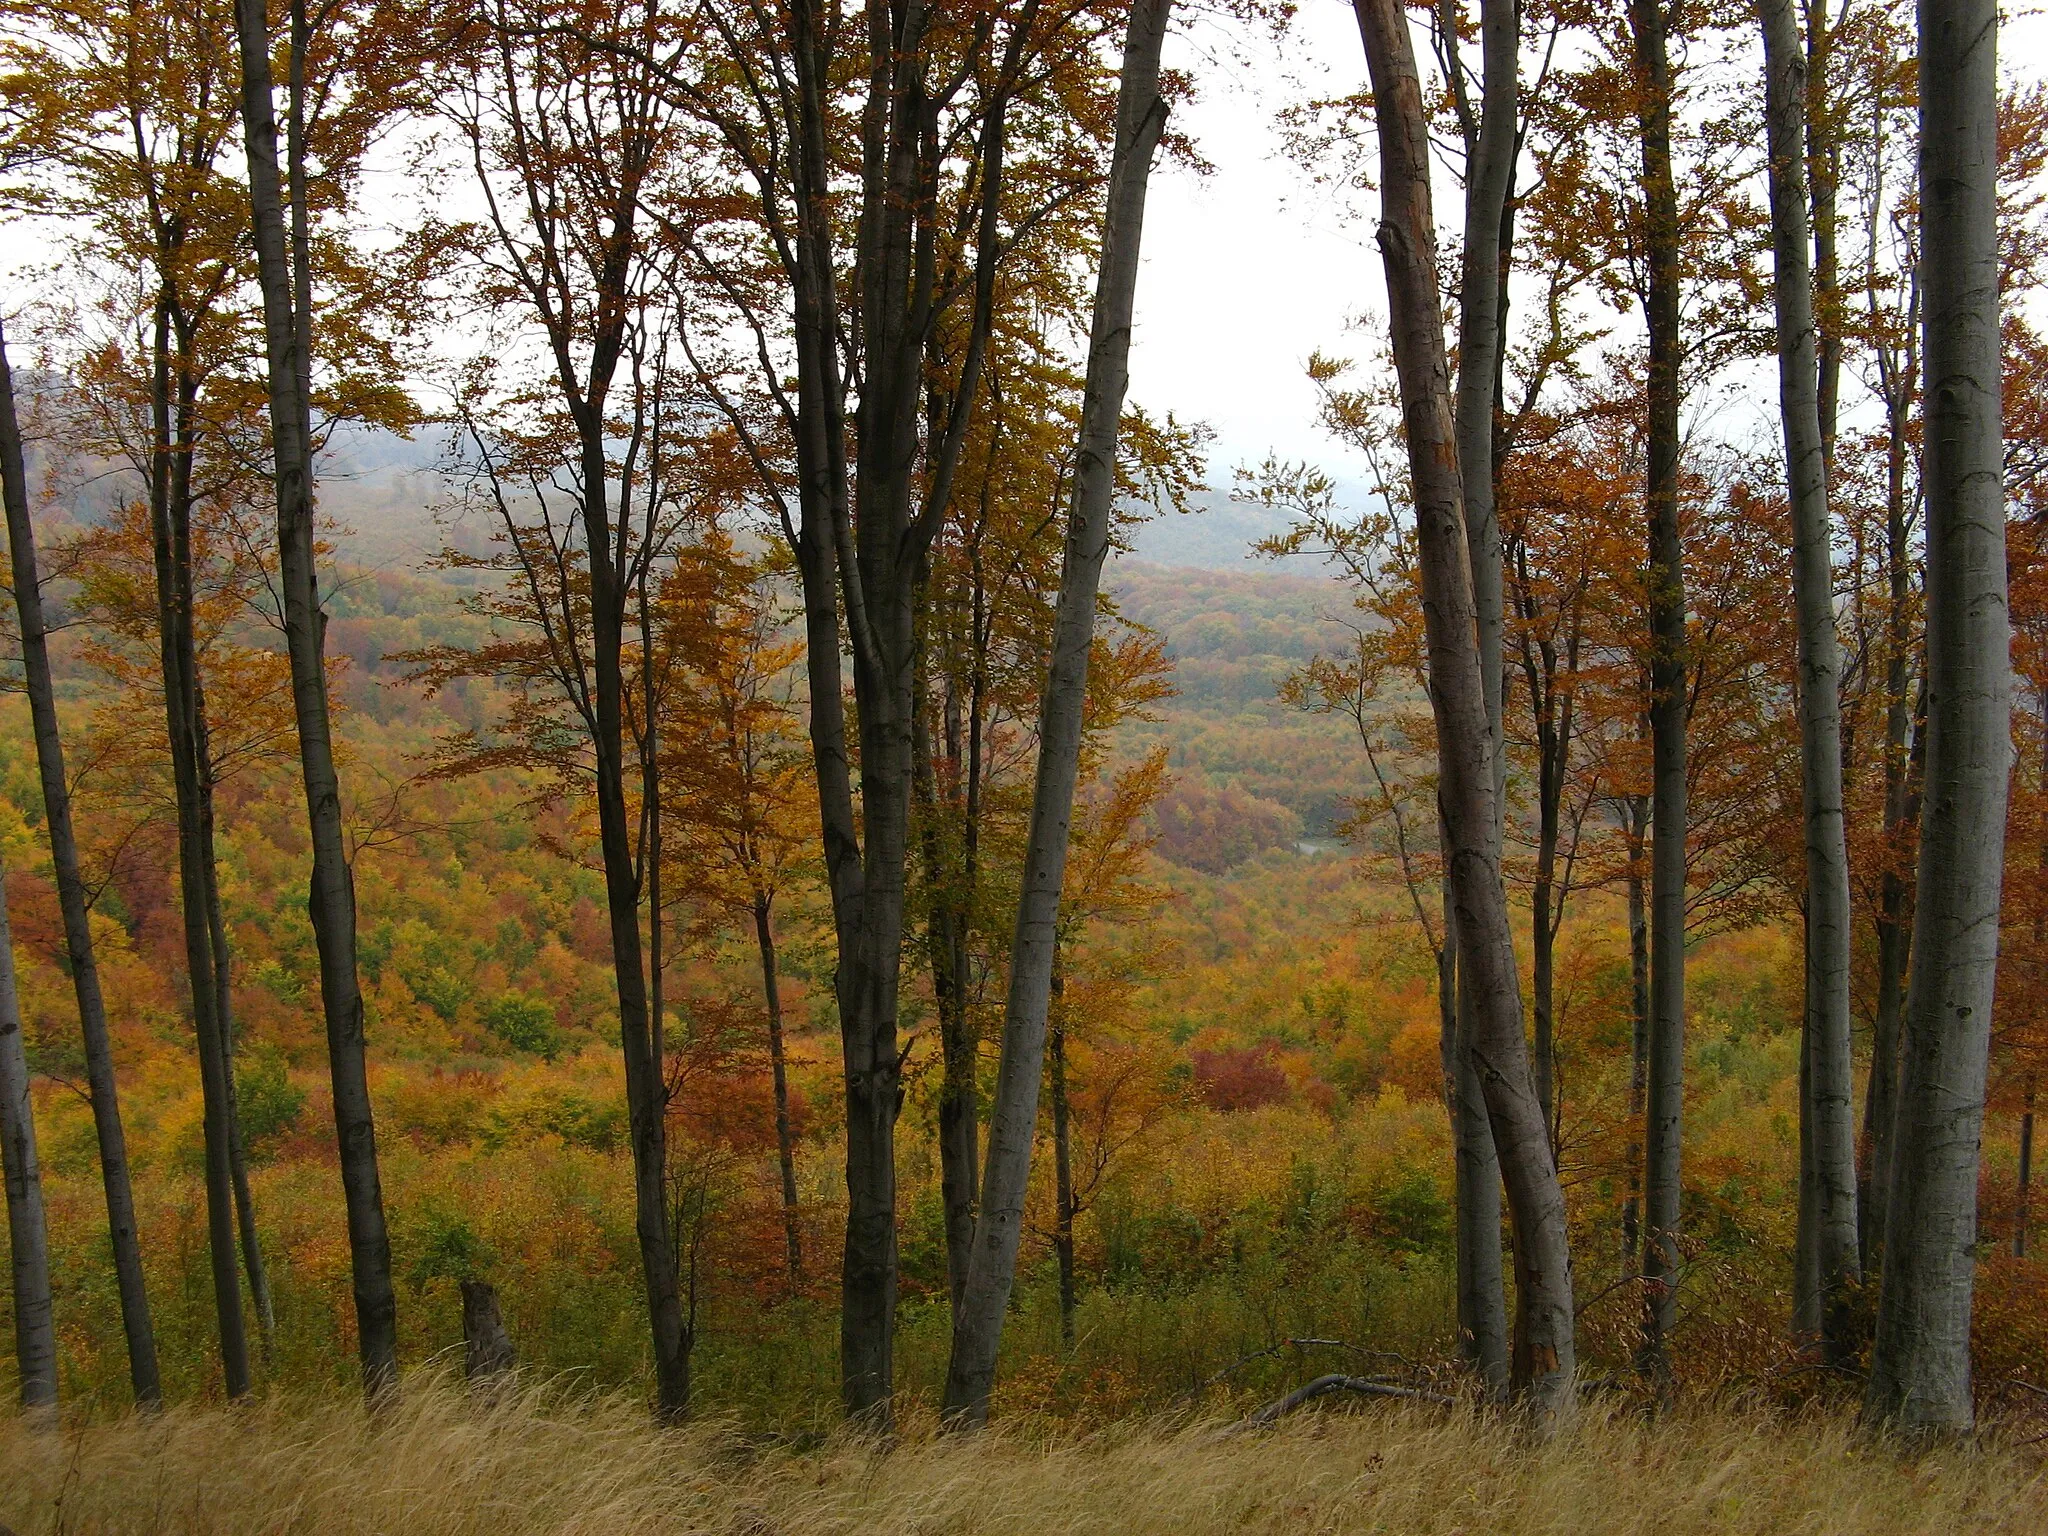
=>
[1448,0,1519,1400]
[1760,0,1860,1366]
[0,850,55,1413]
[1865,0,2007,1435]
[940,0,1172,1427]
[1628,0,1689,1387]
[234,0,397,1396]
[0,323,161,1407]
[1355,0,1575,1423]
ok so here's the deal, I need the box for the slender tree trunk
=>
[914,678,978,1314]
[0,850,55,1413]
[1762,0,1861,1367]
[755,896,803,1284]
[1805,0,1843,471]
[1629,0,1689,1387]
[1622,796,1650,1270]
[1440,907,1509,1393]
[200,740,274,1349]
[1356,0,1576,1422]
[1050,995,1077,1349]
[1865,0,2007,1434]
[1863,591,1924,1269]
[2017,1082,2035,1259]
[941,3,1171,1425]
[1452,0,1520,1397]
[149,323,250,1402]
[0,323,161,1407]
[234,0,397,1396]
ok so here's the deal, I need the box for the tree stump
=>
[461,1279,515,1383]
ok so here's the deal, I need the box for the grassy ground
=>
[2,1379,2042,1535]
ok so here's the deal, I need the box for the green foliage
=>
[235,1045,307,1156]
[402,1199,497,1290]
[484,992,564,1059]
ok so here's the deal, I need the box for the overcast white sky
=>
[1127,0,1375,483]
[1127,1,2048,499]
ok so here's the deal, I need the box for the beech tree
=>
[1759,0,1859,1365]
[0,319,160,1406]
[942,0,1173,1426]
[1353,0,1575,1421]
[1624,0,1688,1385]
[234,0,401,1396]
[1865,0,2008,1434]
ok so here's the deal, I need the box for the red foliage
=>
[1191,1043,1292,1112]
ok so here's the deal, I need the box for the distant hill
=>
[1106,560,1365,840]
[1124,488,1305,570]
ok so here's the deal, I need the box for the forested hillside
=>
[1,0,2045,1530]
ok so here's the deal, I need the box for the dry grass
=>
[1,1378,2042,1535]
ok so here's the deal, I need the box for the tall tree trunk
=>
[1762,0,1861,1367]
[914,676,978,1314]
[1622,795,1650,1269]
[939,0,1171,1428]
[1865,0,2007,1434]
[1452,0,1520,1395]
[1050,983,1078,1349]
[1804,0,1843,470]
[0,322,161,1407]
[149,321,250,1402]
[0,850,55,1413]
[200,729,274,1349]
[1863,492,1924,1271]
[1629,0,1689,1386]
[1440,906,1509,1393]
[234,0,397,1396]
[755,896,803,1284]
[1355,0,1576,1421]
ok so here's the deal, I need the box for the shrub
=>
[484,992,565,1058]
[235,1045,307,1157]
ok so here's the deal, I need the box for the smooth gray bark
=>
[0,849,55,1412]
[1440,902,1508,1392]
[461,1279,516,1381]
[1448,0,1519,1399]
[1865,0,2007,1434]
[1628,0,1689,1386]
[235,0,398,1396]
[1355,0,1575,1423]
[0,322,161,1407]
[939,0,1171,1427]
[1760,0,1861,1365]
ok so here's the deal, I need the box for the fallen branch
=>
[1177,1339,1425,1404]
[1228,1373,1456,1433]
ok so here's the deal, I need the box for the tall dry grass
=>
[1,1378,2042,1535]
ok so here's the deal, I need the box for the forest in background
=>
[0,0,2040,1507]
